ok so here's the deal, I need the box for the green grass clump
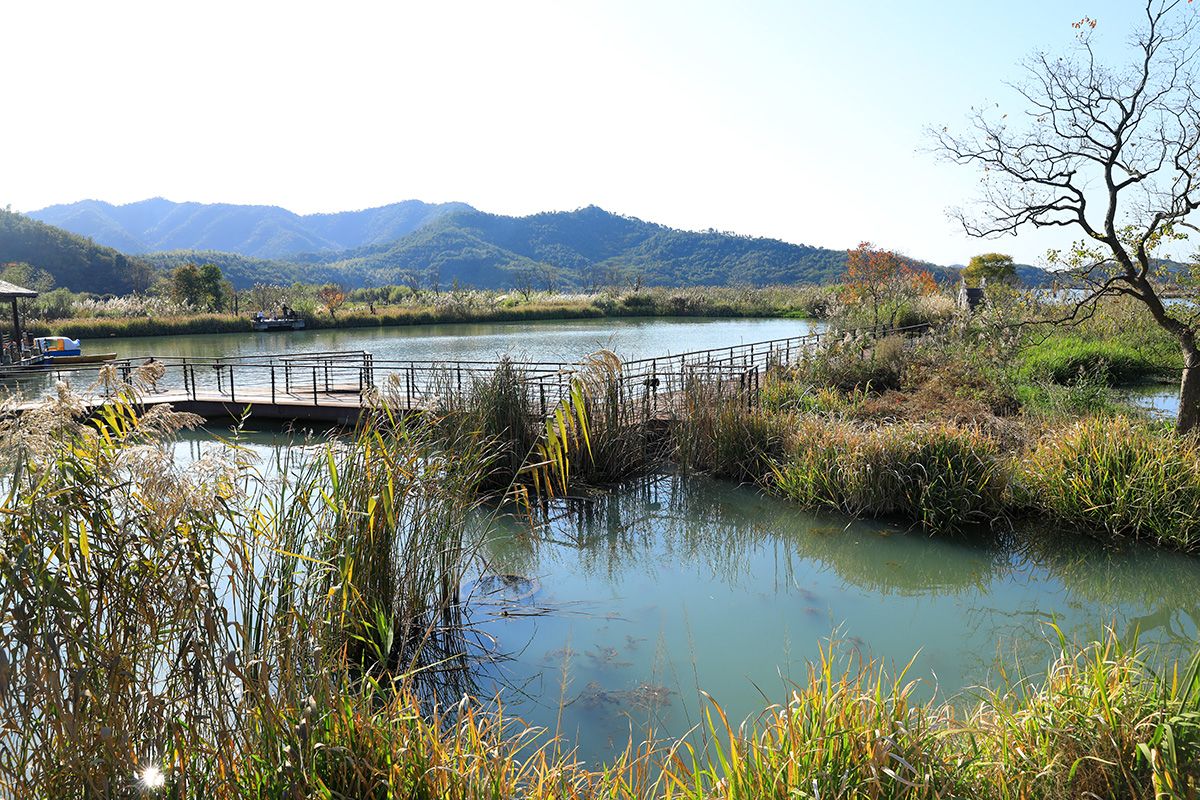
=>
[1018,335,1166,386]
[773,419,1008,534]
[672,632,1200,799]
[1019,416,1200,549]
[957,630,1200,798]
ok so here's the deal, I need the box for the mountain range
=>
[7,197,1054,294]
[29,198,473,259]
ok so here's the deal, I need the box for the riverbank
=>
[27,286,833,340]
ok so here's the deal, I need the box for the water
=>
[1123,382,1180,419]
[464,476,1200,762]
[92,316,821,364]
[173,428,1200,765]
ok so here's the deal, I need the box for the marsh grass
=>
[674,376,791,485]
[0,368,491,795]
[1019,416,1200,550]
[1018,335,1166,386]
[772,418,1009,535]
[36,285,833,340]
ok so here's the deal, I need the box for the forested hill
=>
[22,199,1049,292]
[314,206,873,289]
[0,208,156,293]
[28,198,475,259]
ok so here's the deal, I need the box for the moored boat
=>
[34,336,117,365]
[252,317,306,332]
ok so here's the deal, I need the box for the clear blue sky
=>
[0,1,1182,266]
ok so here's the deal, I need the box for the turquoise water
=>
[174,430,1200,764]
[465,475,1200,763]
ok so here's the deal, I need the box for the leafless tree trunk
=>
[932,0,1200,431]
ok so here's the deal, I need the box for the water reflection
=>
[169,429,1200,763]
[467,474,1200,762]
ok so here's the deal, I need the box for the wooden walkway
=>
[4,325,926,425]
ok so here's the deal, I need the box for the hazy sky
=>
[0,1,1180,265]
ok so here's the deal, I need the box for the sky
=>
[0,1,1184,266]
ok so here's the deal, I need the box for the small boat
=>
[34,336,117,365]
[252,316,306,332]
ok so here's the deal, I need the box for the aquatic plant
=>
[772,418,1008,535]
[0,370,489,795]
[674,375,791,485]
[1019,416,1200,550]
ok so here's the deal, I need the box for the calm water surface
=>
[99,316,820,363]
[176,427,1200,764]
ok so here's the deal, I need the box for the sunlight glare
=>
[139,764,165,791]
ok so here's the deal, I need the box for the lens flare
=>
[139,764,165,791]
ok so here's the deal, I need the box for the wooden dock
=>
[4,325,927,425]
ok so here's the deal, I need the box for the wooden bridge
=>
[4,325,924,425]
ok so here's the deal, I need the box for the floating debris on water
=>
[463,573,541,604]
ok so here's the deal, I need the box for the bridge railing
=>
[3,321,930,416]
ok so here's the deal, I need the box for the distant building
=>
[958,277,986,312]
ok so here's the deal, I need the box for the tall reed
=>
[1019,416,1200,550]
[772,418,1009,535]
[0,368,489,795]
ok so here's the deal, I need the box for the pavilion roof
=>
[0,280,38,300]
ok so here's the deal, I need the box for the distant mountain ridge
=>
[305,205,872,290]
[28,198,475,259]
[24,197,1061,293]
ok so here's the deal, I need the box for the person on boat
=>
[254,310,265,323]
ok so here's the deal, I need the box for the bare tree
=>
[932,0,1200,431]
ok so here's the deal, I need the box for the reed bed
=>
[772,418,1009,535]
[34,284,832,340]
[1019,417,1200,550]
[0,367,490,796]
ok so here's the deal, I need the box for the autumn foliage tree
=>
[842,242,937,328]
[317,284,347,320]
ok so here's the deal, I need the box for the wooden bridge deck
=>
[3,325,925,425]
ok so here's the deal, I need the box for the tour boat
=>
[34,336,117,365]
